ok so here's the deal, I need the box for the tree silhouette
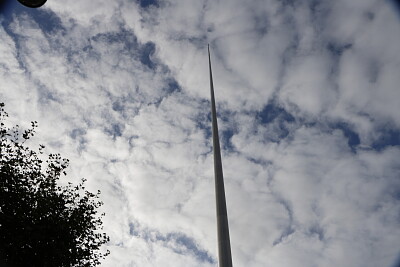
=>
[0,103,109,267]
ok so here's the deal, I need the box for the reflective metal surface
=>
[208,45,233,267]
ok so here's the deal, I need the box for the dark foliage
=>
[0,103,109,267]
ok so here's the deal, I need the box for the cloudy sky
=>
[1,0,400,266]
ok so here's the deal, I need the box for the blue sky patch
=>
[326,42,353,57]
[30,8,64,34]
[258,102,295,125]
[195,100,212,141]
[164,78,181,94]
[256,102,295,142]
[129,223,215,264]
[217,109,237,152]
[332,122,360,151]
[372,127,400,151]
[308,224,325,241]
[273,227,295,246]
[0,0,22,23]
[112,101,124,112]
[140,41,156,69]
[138,0,158,8]
[105,123,124,139]
[168,233,215,264]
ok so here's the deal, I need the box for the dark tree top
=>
[0,102,109,267]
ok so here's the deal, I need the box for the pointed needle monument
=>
[208,45,233,267]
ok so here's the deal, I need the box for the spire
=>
[208,45,233,267]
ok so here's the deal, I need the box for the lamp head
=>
[17,0,47,8]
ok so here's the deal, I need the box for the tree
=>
[0,103,109,267]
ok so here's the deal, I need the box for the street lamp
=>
[17,0,47,8]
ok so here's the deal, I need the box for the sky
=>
[1,0,400,266]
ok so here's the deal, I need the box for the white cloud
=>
[1,0,399,266]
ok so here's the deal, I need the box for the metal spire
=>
[208,44,233,267]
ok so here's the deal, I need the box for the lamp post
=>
[17,0,47,8]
